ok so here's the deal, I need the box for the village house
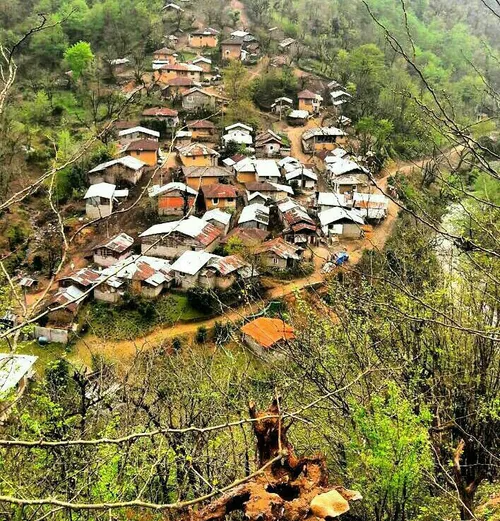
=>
[317,192,349,213]
[163,2,184,12]
[287,109,309,126]
[318,207,365,239]
[92,232,134,267]
[222,227,269,249]
[352,192,389,221]
[123,139,160,166]
[279,38,297,53]
[58,267,100,293]
[200,183,238,211]
[171,251,252,291]
[149,182,197,216]
[182,165,233,189]
[330,90,352,107]
[191,56,212,76]
[255,130,288,157]
[84,183,129,219]
[325,156,371,193]
[233,156,257,184]
[162,77,200,99]
[255,159,281,183]
[255,237,303,270]
[0,354,38,421]
[222,122,253,147]
[241,317,295,356]
[181,87,227,111]
[153,47,178,63]
[95,255,174,303]
[246,181,293,202]
[88,156,146,186]
[221,37,244,60]
[174,130,193,146]
[189,28,219,48]
[118,126,159,145]
[277,199,317,245]
[238,203,270,230]
[271,97,294,115]
[187,119,217,141]
[202,208,232,234]
[139,216,222,259]
[297,90,323,114]
[177,143,220,167]
[155,63,203,83]
[301,127,347,153]
[284,165,318,190]
[142,107,179,128]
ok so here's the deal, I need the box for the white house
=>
[93,232,134,267]
[255,160,281,182]
[318,207,365,239]
[118,126,160,144]
[202,208,232,234]
[352,192,389,220]
[317,192,349,213]
[88,156,146,185]
[285,166,318,190]
[222,129,253,146]
[0,354,37,420]
[84,183,129,219]
[238,203,270,229]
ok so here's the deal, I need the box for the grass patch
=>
[84,293,208,341]
[0,340,70,375]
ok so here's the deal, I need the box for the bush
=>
[196,326,208,344]
[186,287,219,314]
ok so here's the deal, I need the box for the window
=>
[212,198,219,205]
[227,198,234,202]
[273,257,279,264]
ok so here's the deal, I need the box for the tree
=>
[63,40,94,80]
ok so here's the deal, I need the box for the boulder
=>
[310,489,350,519]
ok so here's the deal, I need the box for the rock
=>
[310,489,350,519]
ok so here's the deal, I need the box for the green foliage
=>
[196,325,208,344]
[347,384,433,521]
[252,68,298,109]
[64,41,94,79]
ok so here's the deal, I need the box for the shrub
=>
[196,326,208,344]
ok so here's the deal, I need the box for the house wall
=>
[86,201,112,219]
[141,232,217,259]
[174,272,199,290]
[342,223,363,238]
[140,284,164,298]
[182,91,216,111]
[94,287,121,303]
[239,220,267,230]
[243,333,267,357]
[191,129,215,141]
[215,273,236,291]
[128,149,157,166]
[180,154,217,167]
[90,164,144,186]
[298,99,314,112]
[120,131,158,144]
[158,194,194,216]
[189,35,218,48]
[260,254,287,270]
[186,176,218,189]
[237,172,257,184]
[222,44,242,60]
[34,326,69,344]
[257,142,281,158]
[93,251,131,268]
[205,198,236,210]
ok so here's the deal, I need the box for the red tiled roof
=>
[201,183,238,199]
[241,317,295,349]
[126,139,160,151]
[165,77,197,87]
[187,119,216,129]
[142,107,178,117]
[298,89,318,99]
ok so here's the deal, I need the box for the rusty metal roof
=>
[201,183,238,199]
[255,237,302,260]
[241,317,295,349]
[94,233,134,254]
[59,268,100,288]
[208,254,248,276]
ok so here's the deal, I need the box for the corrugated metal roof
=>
[255,237,302,260]
[326,157,369,176]
[60,268,100,287]
[0,354,37,393]
[225,122,253,132]
[238,203,270,225]
[118,126,160,138]
[317,192,348,208]
[302,127,346,140]
[89,156,146,173]
[318,207,365,226]
[139,216,221,246]
[177,143,220,157]
[94,233,134,253]
[84,183,116,200]
[125,139,160,151]
[182,166,232,178]
[201,183,238,199]
[255,160,281,179]
[187,119,216,129]
[285,166,318,182]
[241,317,295,349]
[202,209,232,225]
[170,250,214,275]
[149,182,197,198]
